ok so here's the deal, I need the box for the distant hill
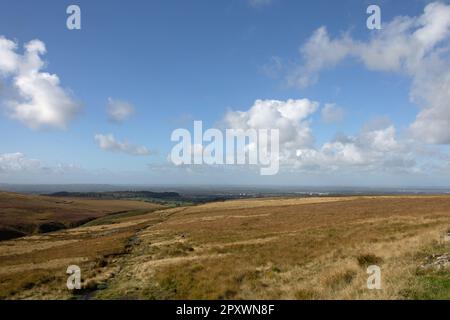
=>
[0,191,165,241]
[47,191,182,200]
[45,190,241,204]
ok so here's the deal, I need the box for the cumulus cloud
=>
[292,117,428,174]
[297,126,394,167]
[0,36,81,129]
[107,98,134,123]
[94,134,151,156]
[321,103,344,123]
[220,98,434,174]
[0,37,18,74]
[224,99,319,160]
[288,2,450,144]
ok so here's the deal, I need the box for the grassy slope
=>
[0,195,449,299]
[0,191,165,239]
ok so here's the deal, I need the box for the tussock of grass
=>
[357,254,384,268]
[325,270,357,291]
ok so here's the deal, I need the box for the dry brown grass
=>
[1,195,450,299]
[96,196,450,300]
[0,191,164,240]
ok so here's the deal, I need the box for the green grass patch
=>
[409,271,450,300]
[404,241,450,300]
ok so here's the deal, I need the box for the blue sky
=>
[1,0,450,186]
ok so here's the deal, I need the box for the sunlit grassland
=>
[0,195,449,299]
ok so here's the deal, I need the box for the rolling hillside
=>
[0,191,166,240]
[0,195,449,299]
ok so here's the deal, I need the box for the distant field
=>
[0,195,449,299]
[0,191,166,240]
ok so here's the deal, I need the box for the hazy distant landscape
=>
[2,183,450,196]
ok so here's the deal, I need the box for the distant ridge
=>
[47,191,182,200]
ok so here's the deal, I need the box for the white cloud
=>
[287,27,353,88]
[211,98,432,175]
[94,134,151,156]
[288,2,450,144]
[0,37,18,75]
[107,98,134,123]
[321,103,344,123]
[295,123,418,173]
[0,36,81,129]
[0,152,89,183]
[0,152,41,172]
[224,99,319,160]
[0,152,83,175]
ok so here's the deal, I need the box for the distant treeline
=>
[45,190,238,204]
[47,191,182,200]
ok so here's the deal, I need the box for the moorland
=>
[0,192,449,299]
